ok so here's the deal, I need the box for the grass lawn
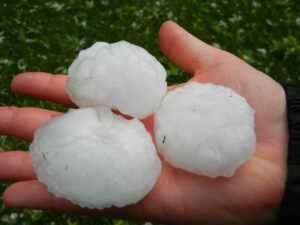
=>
[0,0,299,224]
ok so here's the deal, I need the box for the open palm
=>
[0,21,288,225]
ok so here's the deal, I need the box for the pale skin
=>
[0,21,289,224]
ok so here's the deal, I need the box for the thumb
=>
[158,21,220,75]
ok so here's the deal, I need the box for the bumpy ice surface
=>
[154,82,256,178]
[30,106,161,209]
[66,41,167,119]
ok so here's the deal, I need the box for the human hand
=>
[0,21,289,224]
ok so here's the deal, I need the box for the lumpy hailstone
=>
[30,106,161,209]
[66,41,167,119]
[155,82,256,178]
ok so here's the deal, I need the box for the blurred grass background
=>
[0,0,299,224]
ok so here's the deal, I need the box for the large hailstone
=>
[30,106,161,209]
[154,82,256,178]
[66,41,167,119]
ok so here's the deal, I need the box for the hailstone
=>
[30,106,161,209]
[66,41,167,119]
[154,82,256,178]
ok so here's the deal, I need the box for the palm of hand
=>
[0,21,288,225]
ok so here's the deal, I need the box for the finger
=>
[2,180,164,222]
[0,106,63,141]
[158,21,221,75]
[2,180,125,215]
[0,151,36,181]
[3,181,94,214]
[11,72,76,108]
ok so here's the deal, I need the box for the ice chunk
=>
[30,106,161,209]
[154,82,256,178]
[66,41,167,119]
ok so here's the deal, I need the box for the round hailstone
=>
[66,41,167,119]
[154,82,256,178]
[30,106,161,209]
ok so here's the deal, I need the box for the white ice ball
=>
[154,82,256,178]
[66,41,167,119]
[30,106,161,209]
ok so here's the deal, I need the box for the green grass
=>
[0,0,299,224]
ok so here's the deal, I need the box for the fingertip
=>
[158,20,185,52]
[10,74,21,92]
[10,73,27,93]
[158,20,178,36]
[3,183,18,207]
